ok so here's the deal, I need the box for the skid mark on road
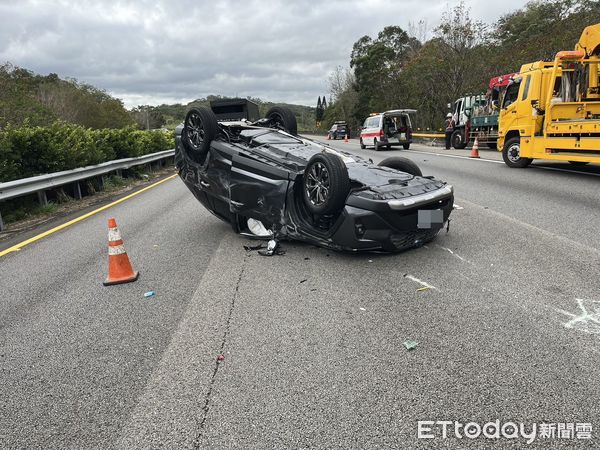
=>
[556,299,600,334]
[404,274,438,291]
[115,238,247,449]
[194,259,247,448]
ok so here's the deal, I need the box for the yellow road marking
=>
[0,174,178,258]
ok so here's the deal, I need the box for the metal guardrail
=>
[0,149,175,230]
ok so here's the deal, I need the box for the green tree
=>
[131,106,166,130]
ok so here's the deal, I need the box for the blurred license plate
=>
[418,209,444,229]
[398,133,406,140]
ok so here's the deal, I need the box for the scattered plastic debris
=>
[153,244,159,248]
[359,307,366,311]
[299,279,307,284]
[403,340,418,351]
[304,257,310,260]
[144,291,156,298]
[416,287,430,292]
[368,259,373,263]
[258,239,286,256]
[243,244,264,251]
[217,354,225,362]
[247,218,272,237]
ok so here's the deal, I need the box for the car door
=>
[199,141,237,222]
[229,153,290,226]
[498,78,524,138]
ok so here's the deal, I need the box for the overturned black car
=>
[175,99,454,252]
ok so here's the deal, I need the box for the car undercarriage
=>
[175,100,453,252]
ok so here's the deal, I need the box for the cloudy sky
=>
[0,0,529,108]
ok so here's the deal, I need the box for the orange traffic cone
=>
[104,218,139,286]
[470,137,480,158]
[344,134,349,143]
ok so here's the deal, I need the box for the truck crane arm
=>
[575,24,600,57]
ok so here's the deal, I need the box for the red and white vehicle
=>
[359,109,416,151]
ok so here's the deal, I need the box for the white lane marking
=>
[307,136,600,178]
[404,149,504,164]
[459,198,600,256]
[531,165,600,178]
[556,299,600,334]
[404,274,438,291]
[435,245,472,264]
[453,203,464,210]
[404,150,600,178]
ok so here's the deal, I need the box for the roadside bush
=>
[0,122,173,182]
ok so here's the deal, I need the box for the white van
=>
[359,110,416,151]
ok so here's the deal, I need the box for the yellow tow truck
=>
[498,23,600,167]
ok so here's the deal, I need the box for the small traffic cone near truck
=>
[104,218,139,286]
[470,137,480,158]
[344,134,349,143]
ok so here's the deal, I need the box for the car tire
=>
[403,143,410,150]
[378,157,423,177]
[333,132,337,140]
[266,106,297,135]
[451,130,467,149]
[386,144,391,150]
[502,137,532,168]
[182,107,219,163]
[302,153,350,216]
[374,139,380,151]
[360,138,366,149]
[568,161,589,166]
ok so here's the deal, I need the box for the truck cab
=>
[498,23,600,168]
[449,74,516,150]
[448,95,480,149]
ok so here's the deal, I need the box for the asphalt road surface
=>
[1,138,600,449]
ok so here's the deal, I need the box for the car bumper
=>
[379,136,412,145]
[330,194,454,252]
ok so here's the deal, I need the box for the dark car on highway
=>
[175,99,453,252]
[327,122,350,140]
